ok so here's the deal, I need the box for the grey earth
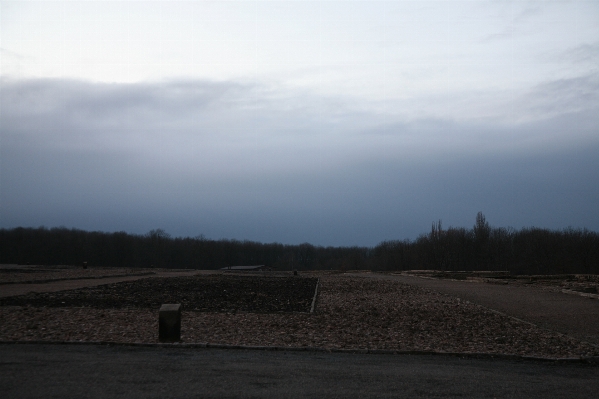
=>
[2,271,599,397]
[358,273,599,345]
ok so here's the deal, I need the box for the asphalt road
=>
[1,344,598,398]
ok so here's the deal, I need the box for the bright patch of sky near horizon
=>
[1,1,598,246]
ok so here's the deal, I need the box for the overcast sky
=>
[1,1,598,246]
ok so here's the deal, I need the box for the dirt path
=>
[354,273,599,346]
[0,270,207,298]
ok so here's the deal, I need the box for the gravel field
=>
[1,274,597,358]
[0,275,318,313]
[413,272,599,295]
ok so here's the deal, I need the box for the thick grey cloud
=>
[522,74,599,118]
[558,42,599,65]
[1,78,598,246]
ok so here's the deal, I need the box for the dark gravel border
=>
[0,275,319,314]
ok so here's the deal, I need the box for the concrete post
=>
[159,304,182,342]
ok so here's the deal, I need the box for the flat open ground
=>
[359,273,599,346]
[1,267,598,358]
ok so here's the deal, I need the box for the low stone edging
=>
[310,278,319,313]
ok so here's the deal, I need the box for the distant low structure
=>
[220,265,268,271]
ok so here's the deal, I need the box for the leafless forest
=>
[1,214,597,275]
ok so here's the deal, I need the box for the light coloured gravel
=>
[1,275,597,358]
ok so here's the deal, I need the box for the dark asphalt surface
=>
[1,344,598,398]
[354,273,599,345]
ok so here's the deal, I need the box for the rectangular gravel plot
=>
[0,275,319,313]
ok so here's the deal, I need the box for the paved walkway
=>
[353,273,599,346]
[1,343,598,398]
[0,270,204,298]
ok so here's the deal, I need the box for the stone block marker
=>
[159,304,182,342]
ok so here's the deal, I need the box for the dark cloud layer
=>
[1,78,598,246]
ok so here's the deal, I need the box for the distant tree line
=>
[372,213,599,275]
[1,213,597,274]
[0,227,366,271]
